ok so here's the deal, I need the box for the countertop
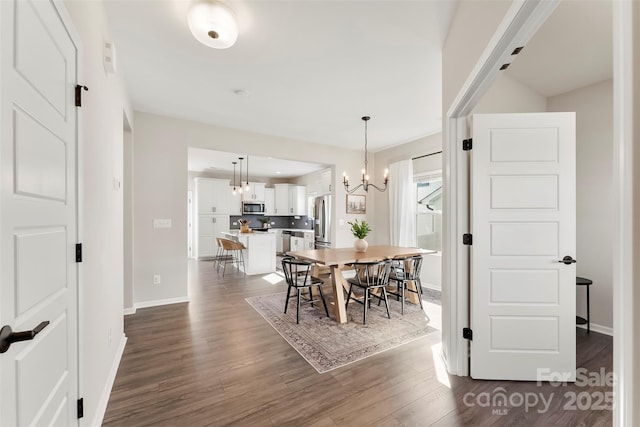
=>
[227,228,313,234]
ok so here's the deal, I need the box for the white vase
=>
[354,238,368,253]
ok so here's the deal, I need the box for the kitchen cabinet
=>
[195,178,229,214]
[196,214,229,258]
[274,184,290,216]
[289,185,307,215]
[229,188,242,215]
[290,236,305,252]
[303,231,315,250]
[223,231,276,275]
[320,169,332,195]
[274,229,283,253]
[274,183,307,215]
[195,178,231,258]
[264,188,275,215]
[242,182,266,202]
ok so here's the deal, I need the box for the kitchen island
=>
[221,230,276,275]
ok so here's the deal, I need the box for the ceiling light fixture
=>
[187,0,238,49]
[245,155,250,191]
[231,161,237,194]
[238,157,244,194]
[343,116,389,193]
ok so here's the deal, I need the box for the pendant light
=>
[343,116,389,193]
[245,155,250,191]
[231,161,237,195]
[238,157,243,194]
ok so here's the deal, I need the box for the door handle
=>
[0,321,49,353]
[558,256,577,265]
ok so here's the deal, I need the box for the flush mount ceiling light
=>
[343,116,389,193]
[187,0,238,49]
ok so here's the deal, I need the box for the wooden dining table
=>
[288,245,434,323]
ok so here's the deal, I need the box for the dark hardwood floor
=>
[103,261,613,426]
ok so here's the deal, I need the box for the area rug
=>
[245,292,438,373]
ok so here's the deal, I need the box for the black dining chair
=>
[387,255,424,315]
[282,256,330,324]
[345,260,393,324]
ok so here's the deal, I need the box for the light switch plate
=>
[153,219,172,228]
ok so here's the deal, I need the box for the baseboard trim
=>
[578,322,613,336]
[422,282,442,292]
[134,296,190,310]
[123,307,136,316]
[91,333,127,427]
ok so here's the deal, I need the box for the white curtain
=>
[389,159,416,246]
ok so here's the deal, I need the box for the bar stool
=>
[219,238,246,277]
[576,277,592,334]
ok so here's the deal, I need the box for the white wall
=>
[472,72,547,115]
[443,0,512,114]
[634,3,640,412]
[548,79,613,332]
[133,112,366,306]
[64,0,133,424]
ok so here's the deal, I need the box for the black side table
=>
[576,277,593,334]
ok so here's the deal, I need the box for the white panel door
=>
[471,113,576,381]
[1,0,79,425]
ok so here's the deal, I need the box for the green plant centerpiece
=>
[259,216,271,228]
[348,219,371,252]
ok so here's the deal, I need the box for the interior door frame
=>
[442,0,635,424]
[51,0,84,424]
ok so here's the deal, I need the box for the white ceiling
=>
[188,148,327,178]
[506,0,612,97]
[106,0,613,178]
[104,0,457,151]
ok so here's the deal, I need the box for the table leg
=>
[586,285,590,334]
[330,265,350,324]
[404,259,420,304]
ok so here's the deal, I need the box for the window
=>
[416,173,442,251]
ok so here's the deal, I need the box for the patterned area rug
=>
[245,292,438,373]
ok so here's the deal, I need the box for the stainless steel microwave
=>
[242,202,265,214]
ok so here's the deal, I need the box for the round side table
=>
[576,277,593,334]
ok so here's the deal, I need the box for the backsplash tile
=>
[230,215,313,230]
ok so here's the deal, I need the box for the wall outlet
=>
[153,274,161,285]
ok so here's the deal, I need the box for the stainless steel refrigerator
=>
[314,195,332,249]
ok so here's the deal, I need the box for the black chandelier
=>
[343,116,389,193]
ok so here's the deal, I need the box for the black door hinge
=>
[463,327,473,341]
[463,234,472,245]
[75,85,88,107]
[77,398,84,419]
[462,138,472,151]
[75,243,83,263]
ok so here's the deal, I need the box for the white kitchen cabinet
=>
[275,229,283,253]
[274,184,290,216]
[196,214,229,258]
[241,182,266,201]
[274,183,307,216]
[229,188,242,215]
[195,178,229,214]
[264,188,275,216]
[231,232,276,275]
[291,236,305,252]
[289,185,307,216]
[303,231,315,250]
[320,169,332,195]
